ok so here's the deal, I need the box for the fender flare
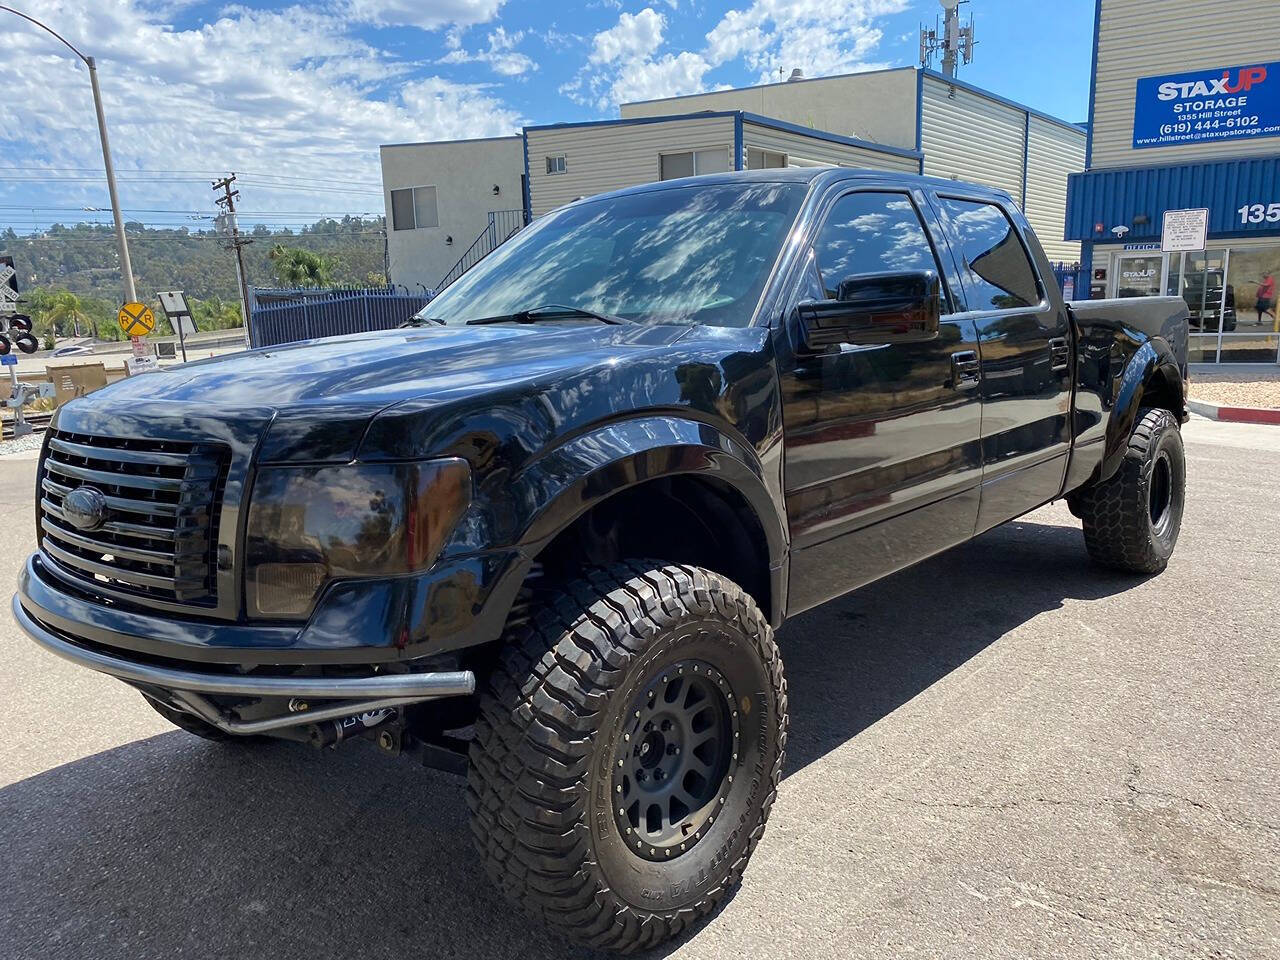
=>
[512,414,785,561]
[1099,338,1184,484]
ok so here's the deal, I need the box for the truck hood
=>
[75,323,709,462]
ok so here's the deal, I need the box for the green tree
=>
[268,244,336,287]
[43,290,97,339]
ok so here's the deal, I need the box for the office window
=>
[390,185,439,231]
[813,191,941,300]
[660,147,730,180]
[937,197,1040,310]
[546,155,567,175]
[747,148,786,169]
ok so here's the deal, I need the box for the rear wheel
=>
[1070,406,1185,573]
[467,562,787,952]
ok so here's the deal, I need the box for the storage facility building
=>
[1065,0,1280,364]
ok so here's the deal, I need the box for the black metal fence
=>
[248,286,431,348]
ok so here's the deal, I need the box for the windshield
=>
[418,181,807,327]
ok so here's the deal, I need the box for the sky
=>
[0,0,1097,234]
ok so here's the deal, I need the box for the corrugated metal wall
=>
[1025,116,1085,262]
[920,75,1026,196]
[1091,0,1280,168]
[742,122,918,173]
[526,115,736,217]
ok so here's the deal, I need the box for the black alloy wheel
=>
[612,660,737,861]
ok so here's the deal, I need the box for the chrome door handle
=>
[1048,336,1070,372]
[950,350,980,389]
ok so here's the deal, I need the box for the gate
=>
[249,286,432,348]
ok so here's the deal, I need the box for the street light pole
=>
[0,5,138,304]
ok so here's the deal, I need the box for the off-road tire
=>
[1071,406,1185,573]
[143,694,256,743]
[467,562,787,952]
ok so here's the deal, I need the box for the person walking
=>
[1255,272,1276,330]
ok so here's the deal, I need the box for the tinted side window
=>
[813,192,941,299]
[937,197,1040,309]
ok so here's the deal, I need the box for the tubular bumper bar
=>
[11,596,476,700]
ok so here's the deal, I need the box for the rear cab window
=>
[935,197,1042,311]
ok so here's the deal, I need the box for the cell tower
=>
[920,0,976,78]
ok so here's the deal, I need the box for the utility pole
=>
[213,174,253,349]
[0,5,137,303]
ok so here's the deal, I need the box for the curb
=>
[1187,399,1280,425]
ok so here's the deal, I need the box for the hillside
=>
[0,216,388,303]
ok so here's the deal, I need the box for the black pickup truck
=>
[14,169,1189,951]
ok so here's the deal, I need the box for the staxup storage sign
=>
[1133,61,1280,149]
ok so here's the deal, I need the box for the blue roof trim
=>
[1021,112,1030,208]
[1085,0,1102,167]
[738,112,921,160]
[915,68,925,174]
[920,69,1085,135]
[521,134,532,223]
[524,111,740,132]
[1064,153,1280,241]
[525,110,921,162]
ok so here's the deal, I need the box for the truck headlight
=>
[244,458,471,620]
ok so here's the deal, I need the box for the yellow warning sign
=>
[118,302,155,337]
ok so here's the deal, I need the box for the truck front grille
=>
[38,430,228,607]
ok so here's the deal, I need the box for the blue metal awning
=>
[1066,153,1280,241]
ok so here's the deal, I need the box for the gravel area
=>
[0,432,44,457]
[1189,368,1280,408]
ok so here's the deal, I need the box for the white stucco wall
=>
[380,136,524,290]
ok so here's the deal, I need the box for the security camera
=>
[1111,225,1130,238]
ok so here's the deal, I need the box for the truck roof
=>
[572,167,1015,208]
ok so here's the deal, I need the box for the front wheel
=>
[1070,406,1186,573]
[467,562,787,952]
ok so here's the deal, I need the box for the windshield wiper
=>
[466,303,634,326]
[400,315,446,327]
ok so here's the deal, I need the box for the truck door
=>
[777,186,983,615]
[929,193,1073,533]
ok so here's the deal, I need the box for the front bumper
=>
[16,547,526,667]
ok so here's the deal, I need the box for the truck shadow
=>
[0,518,1146,960]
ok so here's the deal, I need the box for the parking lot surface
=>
[1,418,1276,960]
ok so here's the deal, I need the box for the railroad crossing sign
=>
[118,301,155,337]
[0,257,17,315]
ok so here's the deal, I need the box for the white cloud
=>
[706,0,907,81]
[589,8,666,64]
[440,27,535,77]
[345,0,505,30]
[570,0,907,112]
[0,1,521,218]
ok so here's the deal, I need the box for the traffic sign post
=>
[157,290,193,363]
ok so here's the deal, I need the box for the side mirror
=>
[796,270,941,351]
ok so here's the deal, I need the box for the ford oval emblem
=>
[63,486,108,531]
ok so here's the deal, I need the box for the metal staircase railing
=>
[435,209,526,292]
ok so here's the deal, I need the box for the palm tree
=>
[44,290,97,339]
[268,244,335,288]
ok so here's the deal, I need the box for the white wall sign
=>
[1161,208,1209,252]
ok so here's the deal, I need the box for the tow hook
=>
[307,707,398,749]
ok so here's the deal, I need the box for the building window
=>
[390,185,439,231]
[747,148,786,169]
[659,147,730,181]
[545,155,567,175]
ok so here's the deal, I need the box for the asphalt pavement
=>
[0,418,1276,959]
